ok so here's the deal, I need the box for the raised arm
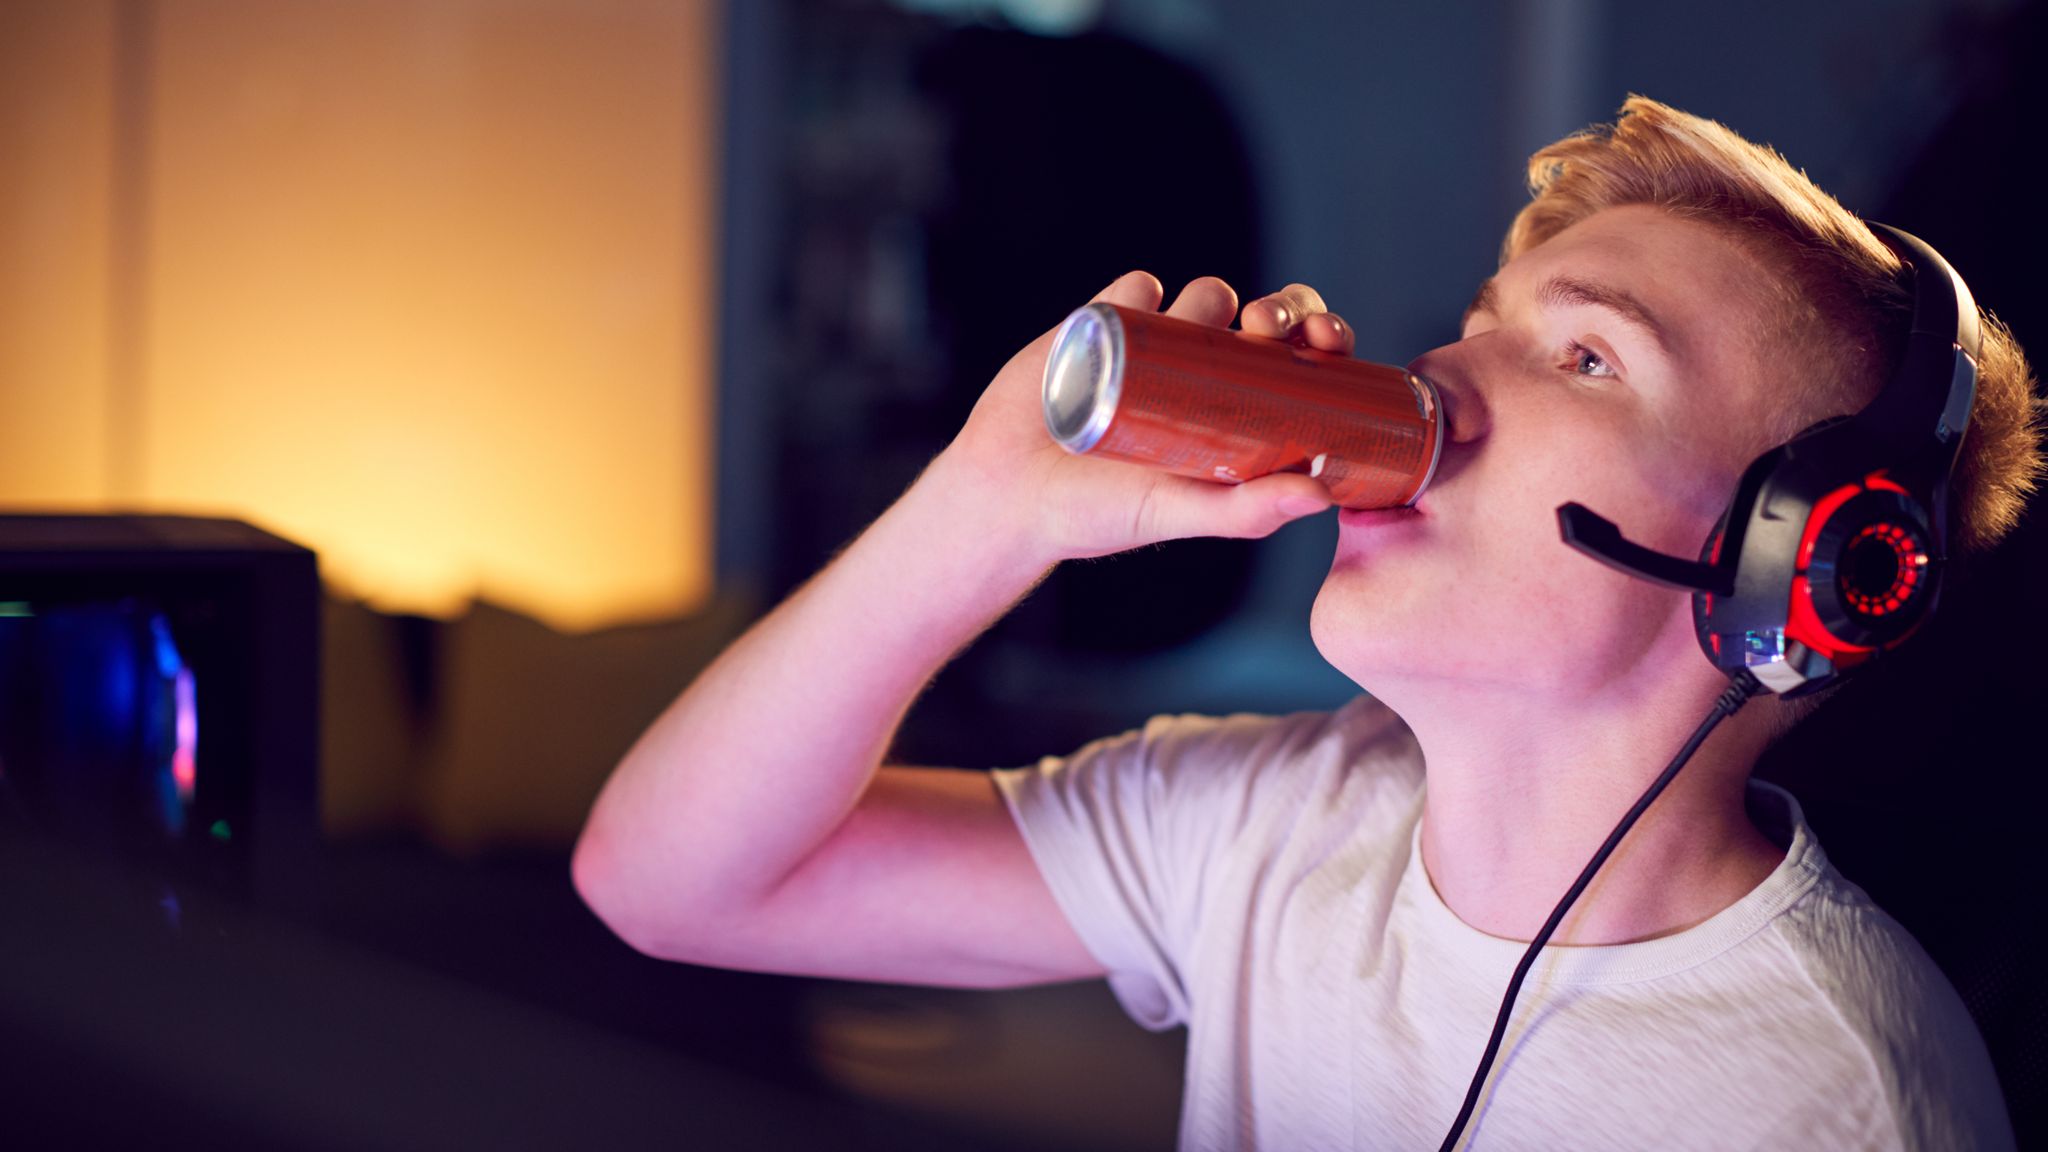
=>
[570,273,1352,987]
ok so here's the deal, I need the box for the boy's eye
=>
[1566,341,1617,379]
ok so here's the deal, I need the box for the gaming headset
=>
[1437,223,1982,1150]
[1559,222,1982,697]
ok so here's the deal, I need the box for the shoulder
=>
[1764,824,2013,1148]
[1091,693,1423,818]
[1135,692,1417,776]
[992,693,1422,869]
[1002,692,1413,783]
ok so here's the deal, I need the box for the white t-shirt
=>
[991,694,2013,1151]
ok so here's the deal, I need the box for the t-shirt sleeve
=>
[1780,878,2019,1150]
[989,707,1351,1030]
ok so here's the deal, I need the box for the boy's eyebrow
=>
[1462,278,1498,330]
[1463,274,1677,359]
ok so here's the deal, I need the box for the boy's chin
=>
[1309,602,1430,690]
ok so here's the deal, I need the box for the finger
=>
[1162,276,1239,329]
[1237,296,1292,340]
[1092,270,1164,311]
[1267,283,1328,325]
[1240,283,1332,345]
[1137,472,1333,542]
[1302,311,1356,356]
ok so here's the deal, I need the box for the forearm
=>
[572,449,1053,943]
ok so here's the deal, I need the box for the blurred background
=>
[1,0,2042,1148]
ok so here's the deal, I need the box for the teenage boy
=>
[575,97,2034,1148]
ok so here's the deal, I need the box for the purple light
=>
[173,666,198,802]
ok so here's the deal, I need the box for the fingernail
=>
[1327,315,1345,337]
[1277,495,1328,517]
[1269,302,1293,328]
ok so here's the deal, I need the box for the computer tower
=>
[0,514,320,918]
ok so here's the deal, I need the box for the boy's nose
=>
[1413,366,1490,444]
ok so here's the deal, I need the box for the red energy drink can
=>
[1041,303,1443,508]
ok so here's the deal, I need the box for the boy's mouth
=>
[1338,504,1426,529]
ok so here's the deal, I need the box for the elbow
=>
[568,826,610,923]
[571,820,733,964]
[571,826,673,961]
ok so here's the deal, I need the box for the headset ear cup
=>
[1693,506,1733,668]
[1701,508,1730,568]
[1808,487,1941,648]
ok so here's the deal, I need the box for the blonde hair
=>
[1505,96,2045,739]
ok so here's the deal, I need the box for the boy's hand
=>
[935,272,1359,564]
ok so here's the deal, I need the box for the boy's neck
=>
[1404,683,1787,947]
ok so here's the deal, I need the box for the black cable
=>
[1435,670,1764,1151]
